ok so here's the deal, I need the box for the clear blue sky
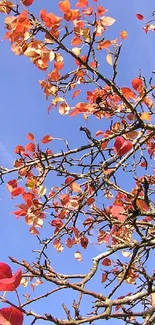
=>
[0,0,155,324]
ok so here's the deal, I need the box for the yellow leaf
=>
[141,112,151,121]
[82,28,91,42]
[26,179,36,190]
[106,53,113,65]
[120,30,128,40]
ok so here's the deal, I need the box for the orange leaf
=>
[131,78,143,91]
[141,112,151,121]
[120,30,128,40]
[25,142,35,152]
[72,89,81,99]
[121,87,136,99]
[41,135,53,144]
[64,9,80,21]
[54,61,64,70]
[27,133,35,141]
[14,145,25,154]
[97,40,111,50]
[58,0,70,13]
[76,0,88,8]
[97,5,107,16]
[48,69,60,81]
[40,9,62,28]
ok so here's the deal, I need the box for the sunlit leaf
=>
[120,30,128,40]
[140,112,151,121]
[114,137,133,156]
[100,16,115,26]
[74,251,83,261]
[38,185,47,197]
[106,53,113,65]
[41,135,53,144]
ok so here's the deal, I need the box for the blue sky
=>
[0,0,155,324]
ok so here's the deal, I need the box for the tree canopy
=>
[0,1,155,324]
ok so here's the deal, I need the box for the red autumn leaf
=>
[0,263,12,279]
[65,176,75,185]
[101,273,107,283]
[7,179,17,192]
[136,199,149,211]
[111,205,126,221]
[11,187,24,197]
[72,89,81,99]
[102,258,111,266]
[14,145,25,154]
[25,142,36,152]
[22,0,34,5]
[41,135,53,144]
[80,236,88,249]
[131,78,143,91]
[0,307,23,325]
[114,136,132,156]
[50,219,63,228]
[0,263,22,291]
[136,13,144,20]
[66,237,74,248]
[27,133,35,141]
[86,197,95,206]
